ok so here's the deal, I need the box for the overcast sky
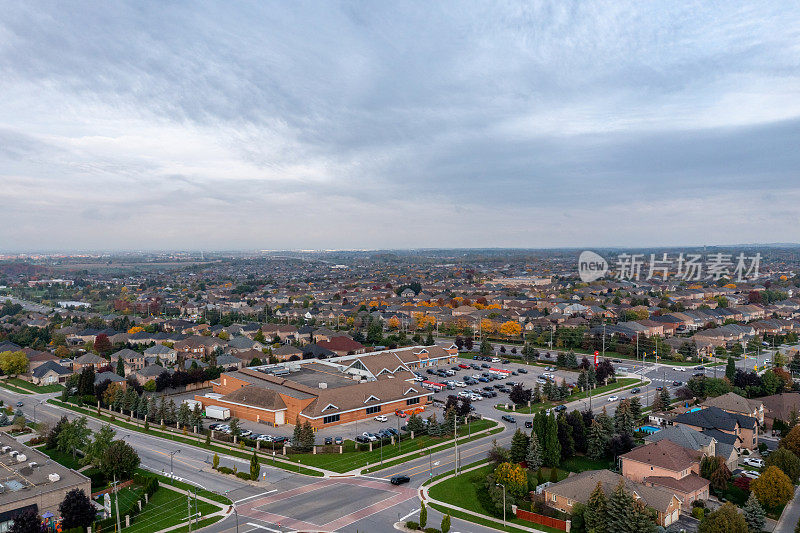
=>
[1,2,799,251]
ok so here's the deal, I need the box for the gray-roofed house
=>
[31,360,73,385]
[674,405,758,450]
[144,344,178,364]
[644,424,738,471]
[94,371,126,387]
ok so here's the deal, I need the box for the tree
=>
[510,429,529,464]
[779,424,800,457]
[761,370,781,396]
[509,384,532,405]
[116,355,125,377]
[78,366,95,396]
[493,462,528,498]
[557,413,575,460]
[250,449,261,481]
[726,356,736,382]
[441,514,451,533]
[525,432,542,471]
[629,396,642,422]
[567,410,587,453]
[585,482,607,533]
[59,489,96,530]
[47,416,69,449]
[425,330,435,346]
[742,493,765,533]
[479,338,493,356]
[212,453,219,469]
[83,423,115,468]
[0,351,28,377]
[229,417,241,438]
[698,502,748,533]
[419,501,427,529]
[659,387,671,409]
[407,412,425,434]
[614,399,635,437]
[57,417,90,460]
[765,447,800,483]
[709,460,731,493]
[542,412,561,467]
[587,419,609,460]
[101,440,140,480]
[500,321,522,337]
[8,508,41,533]
[177,402,191,429]
[751,466,793,509]
[93,333,112,356]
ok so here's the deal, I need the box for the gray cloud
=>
[0,1,799,250]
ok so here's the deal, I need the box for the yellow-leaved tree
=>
[499,321,522,337]
[751,465,793,509]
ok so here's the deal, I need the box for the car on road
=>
[15,401,23,407]
[612,359,621,363]
[525,420,533,428]
[501,359,510,364]
[695,365,705,370]
[554,405,567,412]
[607,395,619,402]
[374,415,388,422]
[672,381,682,386]
[390,475,411,485]
[501,415,517,423]
[656,386,663,391]
[692,372,704,377]
[631,388,641,394]
[740,470,760,480]
[673,367,685,372]
[743,458,765,468]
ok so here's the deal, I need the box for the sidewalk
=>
[773,483,800,533]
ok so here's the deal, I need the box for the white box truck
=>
[206,405,230,420]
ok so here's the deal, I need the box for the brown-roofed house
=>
[620,440,709,505]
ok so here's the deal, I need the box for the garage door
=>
[275,411,285,425]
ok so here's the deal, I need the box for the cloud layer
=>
[1,1,799,250]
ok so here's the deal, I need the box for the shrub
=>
[424,529,440,533]
[406,521,419,530]
[692,507,704,519]
[236,471,251,480]
[218,466,234,475]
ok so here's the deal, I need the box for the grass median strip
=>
[48,399,324,477]
[494,377,641,414]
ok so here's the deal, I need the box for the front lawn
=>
[123,486,218,533]
[561,455,611,473]
[39,446,82,470]
[6,377,64,393]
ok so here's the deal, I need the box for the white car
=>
[741,470,760,480]
[743,458,765,468]
[362,432,378,441]
[374,415,388,422]
[673,367,685,372]
[455,381,466,388]
[607,395,619,402]
[469,394,482,401]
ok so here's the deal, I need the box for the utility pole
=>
[187,493,192,533]
[602,321,606,358]
[114,473,121,533]
[453,416,458,474]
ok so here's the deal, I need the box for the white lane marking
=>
[246,522,282,532]
[400,508,420,521]
[236,490,277,503]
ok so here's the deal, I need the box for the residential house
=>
[31,360,72,386]
[620,440,710,505]
[700,392,764,425]
[543,469,682,528]
[759,392,800,432]
[674,406,758,450]
[644,424,738,471]
[272,345,304,362]
[73,353,108,372]
[143,344,178,364]
[111,348,146,372]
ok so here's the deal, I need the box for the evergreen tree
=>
[191,404,204,430]
[124,388,137,413]
[250,449,261,481]
[116,355,125,377]
[587,365,597,388]
[292,416,303,448]
[425,330,435,346]
[585,482,607,533]
[587,419,609,460]
[557,413,575,460]
[157,395,167,423]
[510,429,529,464]
[567,410,587,453]
[137,395,148,419]
[427,413,442,437]
[577,370,588,391]
[558,379,570,400]
[607,480,634,533]
[168,398,177,424]
[177,403,191,428]
[597,409,614,437]
[533,410,547,444]
[614,400,635,437]
[726,356,736,382]
[629,396,642,422]
[742,493,765,533]
[542,412,561,467]
[532,383,542,403]
[301,421,316,450]
[659,387,671,409]
[406,412,425,434]
[525,432,542,471]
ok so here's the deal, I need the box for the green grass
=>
[363,426,505,474]
[108,486,144,517]
[6,377,64,393]
[48,400,324,477]
[495,378,641,414]
[39,446,82,470]
[288,419,497,473]
[142,470,232,505]
[0,380,33,394]
[167,515,224,533]
[427,465,564,533]
[561,455,611,472]
[123,486,218,533]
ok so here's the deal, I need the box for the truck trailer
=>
[205,405,231,420]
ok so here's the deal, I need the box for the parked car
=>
[15,401,23,407]
[374,415,388,422]
[390,475,411,485]
[334,436,343,445]
[362,432,377,441]
[355,435,370,443]
[607,395,619,402]
[743,458,765,468]
[240,430,252,437]
[455,381,466,388]
[501,359,510,364]
[459,364,470,369]
[524,421,533,428]
[324,437,333,445]
[554,405,567,412]
[501,415,517,423]
[518,368,528,374]
[395,409,407,417]
[741,470,760,480]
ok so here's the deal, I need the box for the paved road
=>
[775,484,800,533]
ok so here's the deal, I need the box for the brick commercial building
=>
[0,433,91,530]
[195,346,453,428]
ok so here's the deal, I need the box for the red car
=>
[395,409,407,418]
[458,364,470,369]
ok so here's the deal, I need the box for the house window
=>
[366,406,381,415]
[407,397,420,406]
[551,494,556,502]
[323,414,340,424]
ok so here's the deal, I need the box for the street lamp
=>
[170,449,181,478]
[32,399,45,424]
[495,483,507,527]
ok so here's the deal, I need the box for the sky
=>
[1,1,799,251]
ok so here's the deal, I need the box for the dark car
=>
[355,435,369,443]
[334,436,343,445]
[631,387,641,394]
[324,437,333,445]
[692,372,704,377]
[471,364,481,370]
[673,380,683,386]
[501,415,517,423]
[478,377,489,382]
[481,363,490,368]
[502,359,510,364]
[391,475,411,485]
[656,386,663,391]
[511,371,518,376]
[15,401,23,407]
[518,368,528,374]
[524,421,533,428]
[426,369,436,375]
[554,405,567,412]
[498,387,510,393]
[506,381,515,387]
[272,436,287,444]
[209,423,220,430]
[612,359,621,363]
